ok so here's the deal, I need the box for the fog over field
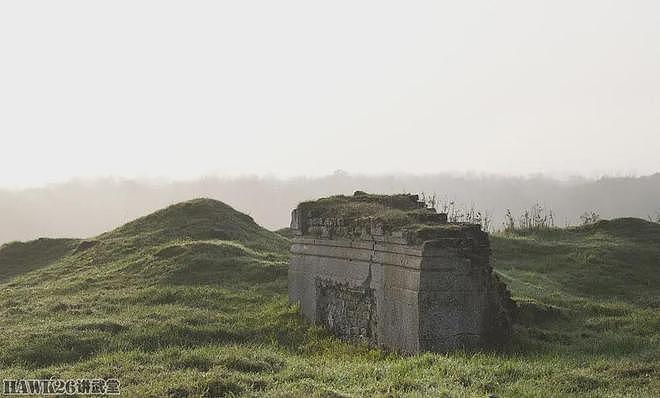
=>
[1,172,658,244]
[2,2,659,246]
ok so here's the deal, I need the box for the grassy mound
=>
[0,237,80,282]
[495,218,660,306]
[0,200,658,397]
[101,198,290,253]
[576,217,660,242]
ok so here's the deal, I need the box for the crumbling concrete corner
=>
[288,192,514,353]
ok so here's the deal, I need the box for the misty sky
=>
[1,1,659,188]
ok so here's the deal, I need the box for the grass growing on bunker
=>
[0,198,658,397]
[296,192,464,239]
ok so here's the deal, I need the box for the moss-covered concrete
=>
[289,192,515,353]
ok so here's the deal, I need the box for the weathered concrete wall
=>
[288,196,513,353]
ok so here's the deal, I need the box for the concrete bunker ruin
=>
[288,192,514,353]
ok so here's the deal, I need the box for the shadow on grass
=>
[0,238,79,283]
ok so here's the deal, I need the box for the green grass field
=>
[0,199,658,397]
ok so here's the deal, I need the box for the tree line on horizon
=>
[0,172,659,244]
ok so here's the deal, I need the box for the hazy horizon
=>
[2,1,660,188]
[2,2,659,241]
[1,169,656,191]
[1,172,659,245]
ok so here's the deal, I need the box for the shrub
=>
[580,211,601,226]
[503,204,554,232]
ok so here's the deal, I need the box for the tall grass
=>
[503,204,555,233]
[420,193,492,231]
[420,192,612,233]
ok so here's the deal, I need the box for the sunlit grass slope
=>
[0,199,657,397]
